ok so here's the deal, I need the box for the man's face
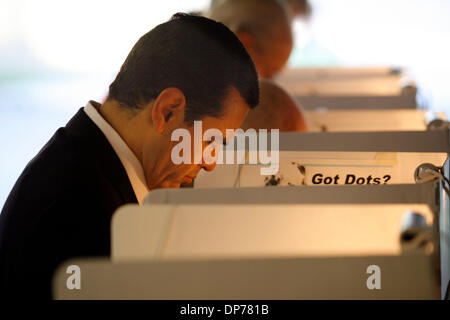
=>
[143,87,250,189]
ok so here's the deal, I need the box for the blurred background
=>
[1,0,450,206]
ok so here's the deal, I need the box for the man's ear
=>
[151,88,186,134]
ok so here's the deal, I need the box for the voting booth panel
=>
[278,75,409,97]
[195,131,450,188]
[51,127,450,299]
[142,183,443,290]
[194,152,447,188]
[276,67,404,82]
[143,183,445,295]
[145,182,439,207]
[144,184,441,258]
[275,67,417,110]
[305,110,446,132]
[294,94,417,110]
[276,67,411,96]
[53,183,441,300]
[439,156,450,298]
[111,204,434,261]
[53,254,439,299]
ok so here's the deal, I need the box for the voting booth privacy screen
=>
[305,110,446,132]
[195,151,447,188]
[275,67,418,110]
[52,128,450,300]
[194,130,449,188]
[110,203,434,260]
[53,253,438,300]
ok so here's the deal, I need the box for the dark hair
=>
[108,13,259,122]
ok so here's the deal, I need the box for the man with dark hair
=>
[0,13,259,299]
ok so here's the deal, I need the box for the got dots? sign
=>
[311,173,392,185]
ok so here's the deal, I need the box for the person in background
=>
[208,0,307,131]
[208,0,293,79]
[241,79,307,132]
[286,0,311,19]
[0,13,259,299]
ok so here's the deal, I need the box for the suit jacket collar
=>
[65,108,138,204]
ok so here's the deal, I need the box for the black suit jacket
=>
[0,108,138,299]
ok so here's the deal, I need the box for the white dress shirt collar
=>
[84,101,149,204]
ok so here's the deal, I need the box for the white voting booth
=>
[275,67,417,110]
[52,183,443,299]
[194,130,449,188]
[305,110,446,132]
[277,71,410,96]
[53,254,437,300]
[191,130,450,298]
[277,64,407,78]
[295,94,417,110]
[111,203,434,260]
[276,66,403,81]
[52,130,450,299]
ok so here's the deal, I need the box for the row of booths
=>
[53,67,450,300]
